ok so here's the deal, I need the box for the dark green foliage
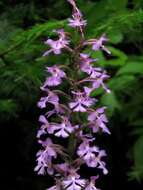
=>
[0,0,143,187]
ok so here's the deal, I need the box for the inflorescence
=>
[35,0,111,189]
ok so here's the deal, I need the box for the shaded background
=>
[0,0,143,189]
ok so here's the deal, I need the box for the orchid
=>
[85,34,111,54]
[88,107,110,134]
[79,53,98,75]
[52,116,76,138]
[62,174,86,190]
[77,140,99,163]
[37,89,59,108]
[68,12,87,28]
[35,0,111,189]
[69,91,97,112]
[42,65,66,87]
[43,29,70,56]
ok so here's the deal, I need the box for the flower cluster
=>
[35,0,111,189]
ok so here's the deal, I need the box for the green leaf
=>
[108,30,123,44]
[117,62,143,75]
[107,46,128,66]
[101,91,121,116]
[88,47,127,67]
[108,75,136,91]
[128,136,143,181]
[0,99,18,120]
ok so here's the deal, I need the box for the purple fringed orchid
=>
[77,139,99,162]
[88,107,110,134]
[76,138,108,174]
[91,72,111,93]
[68,12,87,28]
[62,174,86,190]
[79,53,98,75]
[85,34,111,54]
[34,138,57,175]
[38,115,58,137]
[67,0,86,37]
[51,116,77,138]
[35,0,111,189]
[42,65,66,87]
[82,72,111,94]
[37,89,59,108]
[69,91,97,112]
[43,29,70,56]
[34,152,54,175]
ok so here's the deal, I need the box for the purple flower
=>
[38,89,59,108]
[79,54,111,93]
[85,34,111,54]
[62,174,86,190]
[88,107,110,134]
[51,117,77,138]
[42,65,66,87]
[79,55,111,93]
[38,115,58,137]
[68,12,87,28]
[85,176,100,190]
[76,137,108,174]
[35,138,57,175]
[83,86,93,96]
[79,54,103,77]
[69,91,97,112]
[43,29,70,56]
[77,139,99,164]
[85,71,110,93]
[39,116,77,138]
[85,149,108,175]
[43,39,67,55]
[46,103,65,118]
[89,67,103,78]
[79,53,98,75]
[91,72,110,93]
[54,29,67,38]
[37,115,49,138]
[67,0,86,37]
[39,138,57,158]
[95,150,108,175]
[34,153,54,175]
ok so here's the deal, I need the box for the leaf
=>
[108,75,136,91]
[117,62,143,75]
[101,91,121,116]
[128,136,143,181]
[0,20,67,56]
[15,20,67,44]
[108,30,123,44]
[107,46,128,66]
[0,99,18,120]
[89,9,143,38]
[89,47,127,67]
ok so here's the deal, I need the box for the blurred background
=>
[0,0,143,189]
